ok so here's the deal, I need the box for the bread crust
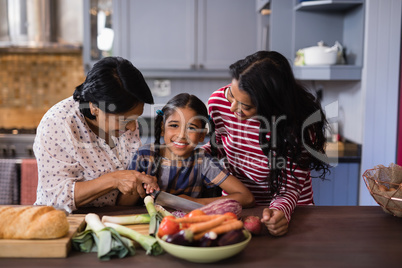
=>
[0,206,70,239]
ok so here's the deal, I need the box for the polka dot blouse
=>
[33,96,142,213]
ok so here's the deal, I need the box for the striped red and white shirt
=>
[203,86,314,222]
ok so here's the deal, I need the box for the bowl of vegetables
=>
[156,229,251,263]
[156,208,252,263]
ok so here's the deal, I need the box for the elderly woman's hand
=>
[114,170,159,198]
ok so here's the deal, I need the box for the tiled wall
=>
[0,51,85,129]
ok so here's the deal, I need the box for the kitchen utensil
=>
[303,41,338,65]
[156,230,251,263]
[150,191,203,212]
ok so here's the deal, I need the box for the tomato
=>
[185,209,206,218]
[158,216,180,237]
[224,212,237,220]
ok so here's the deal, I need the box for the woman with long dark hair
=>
[203,51,329,236]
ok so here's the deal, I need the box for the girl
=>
[128,93,255,207]
[203,51,330,236]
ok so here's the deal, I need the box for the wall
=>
[143,78,230,117]
[303,80,363,144]
[359,0,402,205]
[0,51,85,129]
[0,0,85,129]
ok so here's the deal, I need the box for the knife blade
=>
[150,190,203,212]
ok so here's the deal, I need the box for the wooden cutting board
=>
[0,214,86,258]
[0,212,151,258]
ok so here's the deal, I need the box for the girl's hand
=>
[114,170,159,197]
[141,172,159,195]
[261,208,288,236]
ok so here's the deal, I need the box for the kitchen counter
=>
[1,205,400,267]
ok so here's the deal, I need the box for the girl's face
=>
[226,79,257,120]
[90,102,144,137]
[161,107,206,159]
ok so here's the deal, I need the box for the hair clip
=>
[208,115,212,121]
[156,109,164,116]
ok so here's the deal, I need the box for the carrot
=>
[193,219,243,240]
[209,219,243,235]
[172,214,221,224]
[188,214,228,234]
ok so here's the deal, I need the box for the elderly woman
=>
[34,56,159,213]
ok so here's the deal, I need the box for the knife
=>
[150,190,203,212]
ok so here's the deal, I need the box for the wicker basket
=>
[362,163,402,217]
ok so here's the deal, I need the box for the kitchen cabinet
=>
[111,0,258,78]
[268,0,365,81]
[311,161,360,205]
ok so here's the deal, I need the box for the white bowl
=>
[156,230,252,263]
[303,45,337,65]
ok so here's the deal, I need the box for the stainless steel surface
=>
[4,0,56,47]
[0,0,81,50]
[151,190,203,212]
[0,133,35,159]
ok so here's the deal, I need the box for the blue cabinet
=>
[311,162,360,206]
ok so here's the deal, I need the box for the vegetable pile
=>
[158,209,247,247]
[72,197,247,260]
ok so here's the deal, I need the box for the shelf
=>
[293,65,362,80]
[295,0,363,12]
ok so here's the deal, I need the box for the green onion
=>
[102,214,151,225]
[144,195,163,237]
[105,222,164,256]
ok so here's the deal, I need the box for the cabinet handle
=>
[199,64,204,69]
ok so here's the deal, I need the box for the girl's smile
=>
[161,107,206,159]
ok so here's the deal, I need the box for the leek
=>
[105,222,164,256]
[155,204,174,217]
[72,213,135,261]
[102,214,151,225]
[85,213,112,258]
[144,195,163,237]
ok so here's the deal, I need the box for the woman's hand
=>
[75,170,159,208]
[261,208,288,236]
[114,170,159,197]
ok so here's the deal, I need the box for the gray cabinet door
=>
[114,0,196,70]
[113,0,258,72]
[196,0,258,70]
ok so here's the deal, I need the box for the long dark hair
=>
[153,93,215,173]
[73,56,154,119]
[219,51,329,194]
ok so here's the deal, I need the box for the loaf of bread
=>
[0,206,70,239]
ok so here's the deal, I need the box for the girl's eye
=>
[187,126,197,131]
[168,123,178,128]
